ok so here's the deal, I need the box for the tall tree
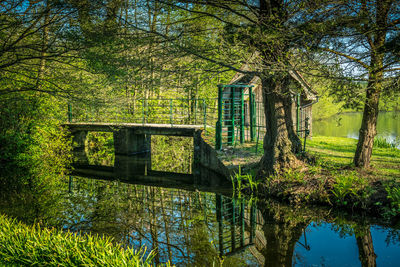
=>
[302,0,400,168]
[129,0,315,175]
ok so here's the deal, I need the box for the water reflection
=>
[1,167,400,266]
[63,173,400,266]
[65,175,259,266]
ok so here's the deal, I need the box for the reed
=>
[0,214,160,266]
[374,137,397,149]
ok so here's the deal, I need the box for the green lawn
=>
[307,136,400,181]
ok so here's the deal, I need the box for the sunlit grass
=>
[308,136,400,180]
[0,214,161,266]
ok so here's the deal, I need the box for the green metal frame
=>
[215,84,254,150]
[216,86,223,150]
[68,103,72,123]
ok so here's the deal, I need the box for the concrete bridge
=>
[63,122,230,180]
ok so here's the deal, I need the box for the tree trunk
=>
[257,0,301,176]
[354,55,383,168]
[259,74,302,176]
[353,79,380,168]
[354,0,390,168]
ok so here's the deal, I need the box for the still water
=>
[1,167,399,266]
[313,112,399,144]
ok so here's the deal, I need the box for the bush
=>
[0,214,158,266]
[0,94,71,192]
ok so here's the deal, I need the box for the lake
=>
[313,112,400,146]
[1,166,399,266]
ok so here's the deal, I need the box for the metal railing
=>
[67,90,311,151]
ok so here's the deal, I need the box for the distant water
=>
[313,111,399,147]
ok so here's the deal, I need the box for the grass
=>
[307,136,400,180]
[0,214,161,266]
[374,137,399,149]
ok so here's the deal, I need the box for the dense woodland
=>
[0,0,400,191]
[0,1,400,265]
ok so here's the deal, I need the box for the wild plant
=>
[374,137,397,149]
[0,214,162,266]
[331,171,367,206]
[281,168,305,183]
[231,166,259,196]
[386,185,400,215]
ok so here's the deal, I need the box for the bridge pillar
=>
[71,130,88,165]
[113,129,151,155]
[193,130,230,180]
[113,129,151,177]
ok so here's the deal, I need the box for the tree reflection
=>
[3,174,393,267]
[355,226,377,267]
[63,177,256,266]
[258,202,310,267]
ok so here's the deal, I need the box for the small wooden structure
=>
[226,68,318,138]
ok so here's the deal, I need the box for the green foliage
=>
[281,168,306,184]
[0,214,158,266]
[331,171,368,206]
[385,185,400,216]
[86,132,115,166]
[0,94,72,192]
[374,137,398,150]
[231,167,259,196]
[304,72,346,121]
[152,136,193,173]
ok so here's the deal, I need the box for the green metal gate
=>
[215,84,256,150]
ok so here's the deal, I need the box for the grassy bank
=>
[307,136,400,180]
[0,214,159,266]
[235,136,400,219]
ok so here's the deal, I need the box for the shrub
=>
[281,168,305,184]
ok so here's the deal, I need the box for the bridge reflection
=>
[66,167,263,265]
